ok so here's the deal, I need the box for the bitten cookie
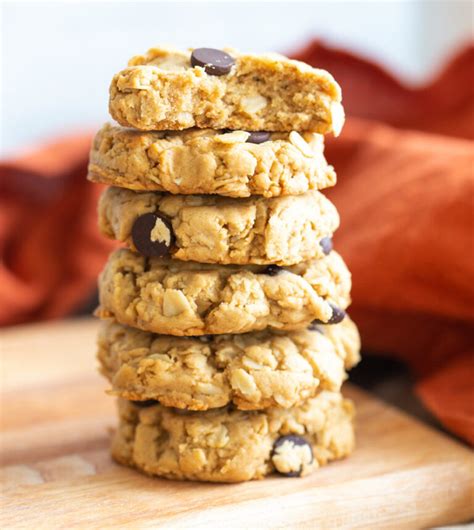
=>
[98,317,360,410]
[88,124,336,198]
[96,248,352,336]
[109,47,344,134]
[98,186,339,265]
[112,391,355,482]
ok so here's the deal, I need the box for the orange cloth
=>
[0,134,116,325]
[292,41,474,139]
[294,42,474,444]
[0,43,472,444]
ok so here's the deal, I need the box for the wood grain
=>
[0,318,473,529]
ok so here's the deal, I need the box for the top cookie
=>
[109,46,344,133]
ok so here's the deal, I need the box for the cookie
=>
[109,46,344,134]
[98,186,339,265]
[97,248,352,336]
[98,317,360,410]
[88,124,336,198]
[112,390,355,482]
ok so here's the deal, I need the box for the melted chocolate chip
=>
[272,435,313,477]
[319,236,333,255]
[247,131,270,144]
[131,212,174,258]
[311,303,346,325]
[131,399,159,408]
[191,48,235,76]
[261,265,283,276]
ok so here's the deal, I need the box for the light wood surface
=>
[0,318,473,529]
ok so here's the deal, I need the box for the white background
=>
[1,0,472,155]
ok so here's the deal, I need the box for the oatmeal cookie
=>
[97,248,352,336]
[109,47,344,134]
[98,317,360,410]
[112,391,355,482]
[98,186,339,265]
[88,124,336,197]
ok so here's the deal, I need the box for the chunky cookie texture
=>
[112,391,355,482]
[97,248,352,336]
[97,318,360,410]
[109,47,344,134]
[88,124,336,197]
[98,186,339,265]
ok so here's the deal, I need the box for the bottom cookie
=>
[112,391,355,483]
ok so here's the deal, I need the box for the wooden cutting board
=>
[1,318,472,529]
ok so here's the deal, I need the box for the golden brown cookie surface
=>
[98,186,339,265]
[109,47,344,133]
[97,248,352,336]
[98,318,360,410]
[88,124,336,197]
[112,391,355,482]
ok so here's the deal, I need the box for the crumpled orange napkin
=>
[0,43,472,444]
[294,42,474,444]
[292,41,474,139]
[0,134,116,324]
[324,117,473,444]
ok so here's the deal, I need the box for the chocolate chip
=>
[131,399,158,408]
[319,236,333,255]
[308,322,324,334]
[247,132,270,144]
[311,303,346,325]
[221,130,270,144]
[327,303,346,324]
[198,335,213,343]
[131,212,174,258]
[261,265,283,276]
[272,435,313,477]
[169,407,194,416]
[191,48,235,76]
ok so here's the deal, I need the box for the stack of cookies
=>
[88,46,360,482]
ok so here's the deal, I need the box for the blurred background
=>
[1,0,472,154]
[1,1,473,445]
